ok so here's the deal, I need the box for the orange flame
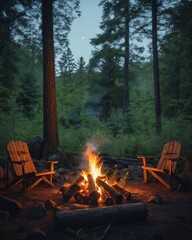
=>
[82,144,103,182]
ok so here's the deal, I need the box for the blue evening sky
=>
[68,0,102,64]
[68,0,150,64]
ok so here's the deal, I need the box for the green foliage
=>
[159,0,192,118]
[1,0,192,167]
[16,67,40,120]
[0,110,43,163]
[56,72,89,127]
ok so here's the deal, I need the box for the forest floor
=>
[0,177,192,240]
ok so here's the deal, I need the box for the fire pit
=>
[61,144,131,206]
[54,144,148,229]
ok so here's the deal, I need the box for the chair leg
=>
[25,178,43,192]
[42,176,54,187]
[143,168,148,184]
[170,161,173,190]
[149,170,171,190]
[170,173,173,190]
[6,161,9,188]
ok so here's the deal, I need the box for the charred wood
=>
[74,192,84,203]
[112,184,131,201]
[63,176,84,202]
[96,178,123,204]
[87,174,100,205]
[83,195,90,204]
[101,192,114,206]
[54,203,148,229]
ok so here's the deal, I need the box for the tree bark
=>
[42,0,59,157]
[54,203,147,229]
[152,0,161,133]
[123,0,130,118]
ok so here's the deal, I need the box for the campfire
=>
[61,144,131,206]
[55,145,147,229]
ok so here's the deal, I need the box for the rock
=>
[44,199,57,211]
[25,205,47,220]
[0,211,10,221]
[182,162,192,176]
[0,165,5,179]
[0,211,10,230]
[0,195,23,216]
[149,233,163,240]
[48,153,62,162]
[57,168,68,174]
[186,172,192,184]
[147,194,163,204]
[4,167,14,183]
[26,228,47,240]
[28,136,43,160]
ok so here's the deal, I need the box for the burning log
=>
[112,184,131,201]
[96,178,123,204]
[87,174,100,205]
[54,202,148,229]
[74,192,84,203]
[63,176,84,202]
[101,192,114,206]
[83,195,90,204]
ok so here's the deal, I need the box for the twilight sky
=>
[68,0,102,64]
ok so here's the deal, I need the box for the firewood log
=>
[54,203,148,229]
[63,176,84,202]
[101,192,114,206]
[74,192,84,203]
[83,195,90,204]
[112,184,131,201]
[96,178,123,204]
[87,174,100,205]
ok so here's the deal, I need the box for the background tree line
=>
[0,0,192,164]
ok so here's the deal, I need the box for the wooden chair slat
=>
[7,140,58,192]
[138,141,182,190]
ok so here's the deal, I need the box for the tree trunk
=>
[42,0,59,157]
[123,0,129,114]
[152,0,161,133]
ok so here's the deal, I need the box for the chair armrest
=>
[33,160,58,172]
[137,156,160,168]
[33,160,58,164]
[137,155,160,160]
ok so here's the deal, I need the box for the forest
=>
[0,0,192,165]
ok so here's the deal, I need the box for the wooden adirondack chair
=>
[137,141,182,190]
[6,140,58,192]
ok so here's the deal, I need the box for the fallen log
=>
[54,203,147,229]
[96,178,123,204]
[102,157,141,167]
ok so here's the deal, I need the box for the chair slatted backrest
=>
[7,140,37,177]
[157,141,182,173]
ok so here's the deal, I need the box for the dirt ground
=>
[0,179,192,240]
